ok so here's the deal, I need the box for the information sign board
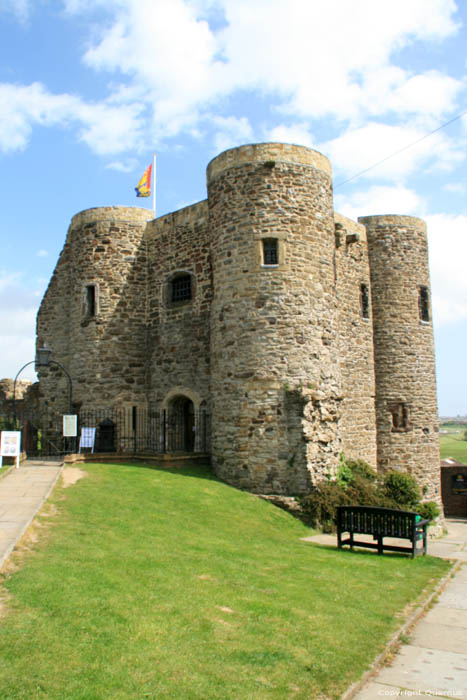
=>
[0,431,21,469]
[63,415,78,437]
[79,427,96,453]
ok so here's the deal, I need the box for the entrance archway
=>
[167,395,195,452]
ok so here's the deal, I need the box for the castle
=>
[36,143,440,500]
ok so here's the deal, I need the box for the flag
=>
[135,164,152,198]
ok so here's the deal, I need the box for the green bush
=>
[382,470,421,510]
[300,457,381,531]
[418,501,441,522]
[346,459,378,483]
[299,459,435,531]
[300,481,349,532]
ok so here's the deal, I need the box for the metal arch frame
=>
[13,358,73,424]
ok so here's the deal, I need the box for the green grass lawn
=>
[0,463,450,700]
[440,423,467,462]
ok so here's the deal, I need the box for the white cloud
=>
[427,214,467,326]
[443,182,467,194]
[0,271,40,380]
[105,158,138,172]
[0,82,145,154]
[267,123,315,149]
[36,250,48,258]
[65,0,464,151]
[0,0,30,22]
[0,0,465,163]
[211,115,253,153]
[324,122,464,184]
[334,185,424,222]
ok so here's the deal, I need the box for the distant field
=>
[439,422,467,463]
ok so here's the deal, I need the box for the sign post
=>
[0,431,22,469]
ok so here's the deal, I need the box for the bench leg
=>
[378,536,383,555]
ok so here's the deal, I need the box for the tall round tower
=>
[359,215,440,502]
[37,206,150,411]
[207,143,343,494]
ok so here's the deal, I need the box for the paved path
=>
[305,521,467,700]
[0,460,63,569]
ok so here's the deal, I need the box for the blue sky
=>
[1,0,466,416]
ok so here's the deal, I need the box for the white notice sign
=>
[0,431,21,469]
[63,415,78,437]
[79,427,96,453]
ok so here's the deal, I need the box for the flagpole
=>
[153,153,157,218]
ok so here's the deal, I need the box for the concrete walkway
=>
[304,521,467,700]
[0,460,63,569]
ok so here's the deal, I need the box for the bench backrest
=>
[338,506,419,538]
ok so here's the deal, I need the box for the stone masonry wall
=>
[207,143,343,494]
[145,201,212,413]
[34,142,440,502]
[334,213,377,468]
[361,215,440,503]
[37,206,150,411]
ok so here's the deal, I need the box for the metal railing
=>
[3,406,210,458]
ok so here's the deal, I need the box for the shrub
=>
[381,470,421,511]
[300,458,380,531]
[346,459,378,483]
[300,481,349,532]
[418,501,441,522]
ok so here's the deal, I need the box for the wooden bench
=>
[337,506,429,558]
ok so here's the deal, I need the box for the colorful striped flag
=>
[135,164,152,198]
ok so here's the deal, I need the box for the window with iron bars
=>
[262,238,279,266]
[171,274,192,303]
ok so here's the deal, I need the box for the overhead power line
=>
[333,110,467,189]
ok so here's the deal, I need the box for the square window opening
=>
[171,275,192,303]
[262,238,279,266]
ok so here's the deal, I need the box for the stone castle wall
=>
[207,144,341,492]
[145,201,212,415]
[361,215,440,501]
[35,143,440,500]
[37,206,149,411]
[334,213,377,468]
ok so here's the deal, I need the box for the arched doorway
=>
[168,395,195,452]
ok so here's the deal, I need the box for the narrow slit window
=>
[85,285,96,317]
[262,238,278,266]
[419,286,430,322]
[360,283,370,319]
[171,274,192,303]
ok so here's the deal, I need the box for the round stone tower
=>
[359,215,440,502]
[37,206,150,411]
[207,143,343,494]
